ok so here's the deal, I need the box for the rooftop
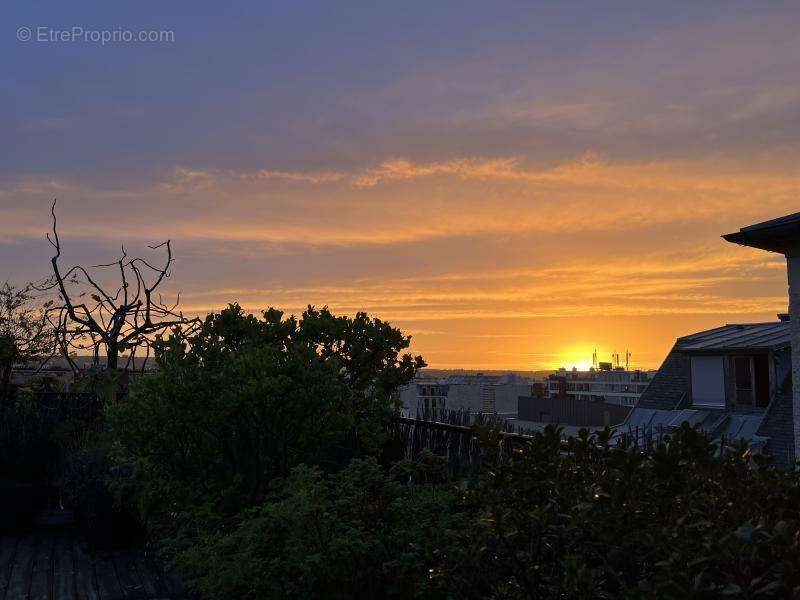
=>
[676,321,790,352]
[723,212,800,254]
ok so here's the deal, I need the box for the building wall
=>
[399,381,533,416]
[517,395,630,427]
[546,369,653,406]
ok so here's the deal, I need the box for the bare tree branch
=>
[39,199,200,375]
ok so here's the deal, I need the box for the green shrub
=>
[172,455,485,600]
[0,393,57,483]
[56,429,143,543]
[108,304,424,541]
[168,425,800,599]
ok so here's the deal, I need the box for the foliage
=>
[56,429,143,542]
[169,425,800,600]
[172,455,477,600]
[0,281,53,386]
[0,391,61,484]
[108,304,425,540]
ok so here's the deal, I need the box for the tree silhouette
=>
[0,281,54,389]
[41,200,198,373]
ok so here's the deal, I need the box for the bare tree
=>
[40,200,199,373]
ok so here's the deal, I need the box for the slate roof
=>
[676,322,790,352]
[621,406,769,450]
[628,319,795,466]
[634,321,789,413]
[757,391,795,466]
[634,344,689,410]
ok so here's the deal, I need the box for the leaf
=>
[721,583,742,595]
[735,521,753,542]
[753,581,782,595]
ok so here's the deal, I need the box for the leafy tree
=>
[108,303,425,538]
[0,282,54,389]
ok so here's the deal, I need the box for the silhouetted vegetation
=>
[6,298,800,598]
[160,426,800,599]
[0,281,54,388]
[39,200,198,374]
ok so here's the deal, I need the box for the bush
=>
[0,384,107,528]
[171,456,479,600]
[0,391,60,484]
[169,425,800,599]
[108,304,424,541]
[56,429,143,544]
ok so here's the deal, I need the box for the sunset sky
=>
[2,2,799,370]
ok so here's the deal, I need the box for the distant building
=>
[415,380,450,412]
[481,384,496,412]
[399,373,535,417]
[517,394,630,428]
[9,356,156,392]
[545,365,655,407]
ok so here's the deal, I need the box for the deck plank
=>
[28,534,53,600]
[52,534,76,600]
[5,533,37,600]
[0,535,19,599]
[127,559,157,599]
[6,534,38,600]
[93,555,122,600]
[153,565,185,599]
[71,541,98,600]
[0,531,185,600]
[110,555,143,600]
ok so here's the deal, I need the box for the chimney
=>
[724,212,800,463]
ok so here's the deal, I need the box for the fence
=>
[390,410,729,473]
[389,408,570,472]
[0,391,104,484]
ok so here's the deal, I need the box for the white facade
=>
[546,367,654,406]
[399,374,535,416]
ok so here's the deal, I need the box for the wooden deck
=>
[0,529,188,600]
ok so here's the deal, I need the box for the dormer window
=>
[690,353,771,409]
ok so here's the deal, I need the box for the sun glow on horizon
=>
[561,358,595,371]
[550,345,597,371]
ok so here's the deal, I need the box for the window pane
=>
[754,355,770,408]
[734,356,752,389]
[734,356,754,406]
[691,356,725,407]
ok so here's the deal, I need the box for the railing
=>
[391,410,736,472]
[0,391,106,482]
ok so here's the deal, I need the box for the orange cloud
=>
[2,153,796,370]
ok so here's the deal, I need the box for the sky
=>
[2,1,799,370]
